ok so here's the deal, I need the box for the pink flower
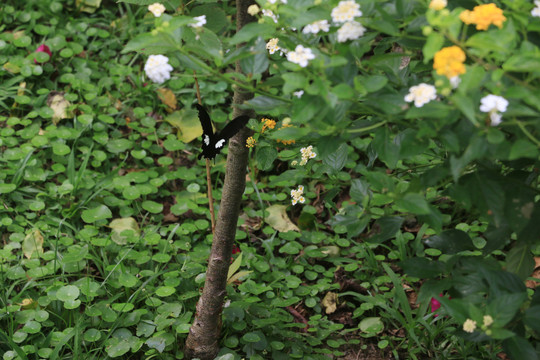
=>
[34,44,52,64]
[430,295,442,314]
[232,245,240,254]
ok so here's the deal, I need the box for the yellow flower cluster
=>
[261,118,276,133]
[246,136,256,148]
[460,3,506,31]
[433,46,466,79]
[276,123,295,145]
[429,0,447,11]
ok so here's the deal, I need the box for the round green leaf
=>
[84,328,102,342]
[81,205,112,223]
[155,286,176,297]
[241,332,261,343]
[56,285,80,301]
[142,200,163,214]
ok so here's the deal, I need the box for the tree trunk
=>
[184,1,255,359]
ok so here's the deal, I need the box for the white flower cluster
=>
[404,83,437,108]
[429,0,447,11]
[302,20,330,34]
[463,319,476,333]
[266,38,281,55]
[144,55,173,84]
[262,9,278,23]
[300,145,317,165]
[479,94,508,126]
[148,3,166,17]
[189,15,206,28]
[293,90,304,98]
[247,4,260,16]
[286,45,315,68]
[331,0,362,22]
[337,21,366,42]
[532,1,540,17]
[291,185,306,205]
[267,0,287,3]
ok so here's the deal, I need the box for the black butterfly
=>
[195,104,250,160]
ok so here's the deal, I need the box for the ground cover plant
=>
[0,0,539,359]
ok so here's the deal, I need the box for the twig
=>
[193,71,216,234]
[285,306,309,332]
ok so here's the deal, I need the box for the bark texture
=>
[184,1,255,358]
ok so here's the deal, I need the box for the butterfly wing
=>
[216,115,250,141]
[195,104,216,159]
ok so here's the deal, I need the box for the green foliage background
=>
[0,0,539,359]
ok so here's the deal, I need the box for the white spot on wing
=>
[215,139,225,149]
[203,135,210,146]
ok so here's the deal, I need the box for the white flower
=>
[331,1,362,23]
[483,315,494,327]
[144,55,173,84]
[463,319,477,333]
[189,15,206,28]
[267,0,287,3]
[286,45,315,68]
[449,76,461,89]
[291,185,305,205]
[429,0,447,11]
[532,6,540,17]
[337,21,366,42]
[302,20,330,34]
[262,9,278,23]
[247,4,260,16]
[480,94,509,113]
[480,94,508,126]
[293,90,304,98]
[404,83,437,108]
[299,145,316,165]
[266,38,281,55]
[148,3,166,17]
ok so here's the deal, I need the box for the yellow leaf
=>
[75,0,102,13]
[265,205,300,232]
[321,292,338,314]
[227,270,253,284]
[17,82,26,96]
[165,108,205,143]
[109,217,140,245]
[22,230,44,259]
[47,91,73,124]
[157,88,177,112]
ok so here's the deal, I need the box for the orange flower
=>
[276,123,295,145]
[261,118,276,133]
[459,3,506,31]
[433,46,466,79]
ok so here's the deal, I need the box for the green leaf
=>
[155,286,176,297]
[229,23,275,45]
[106,139,134,154]
[424,229,475,254]
[349,179,370,204]
[372,127,399,169]
[239,37,268,75]
[56,285,80,301]
[503,53,540,72]
[395,193,431,215]
[81,205,112,223]
[256,146,277,171]
[359,317,384,334]
[142,201,163,214]
[84,328,102,342]
[227,252,243,281]
[450,93,478,125]
[524,305,540,332]
[0,183,17,194]
[322,143,348,173]
[401,257,445,278]
[505,243,535,280]
[242,332,261,343]
[422,32,444,62]
[109,217,140,245]
[487,293,527,327]
[246,96,288,112]
[509,139,539,160]
[503,337,539,360]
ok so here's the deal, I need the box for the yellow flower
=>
[276,123,295,145]
[429,0,447,11]
[460,3,506,31]
[247,4,260,16]
[261,118,276,133]
[433,46,466,79]
[246,136,256,148]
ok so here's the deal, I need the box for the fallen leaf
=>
[23,230,44,259]
[47,91,72,124]
[165,108,205,143]
[322,292,338,314]
[265,205,300,232]
[157,88,177,112]
[109,217,140,245]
